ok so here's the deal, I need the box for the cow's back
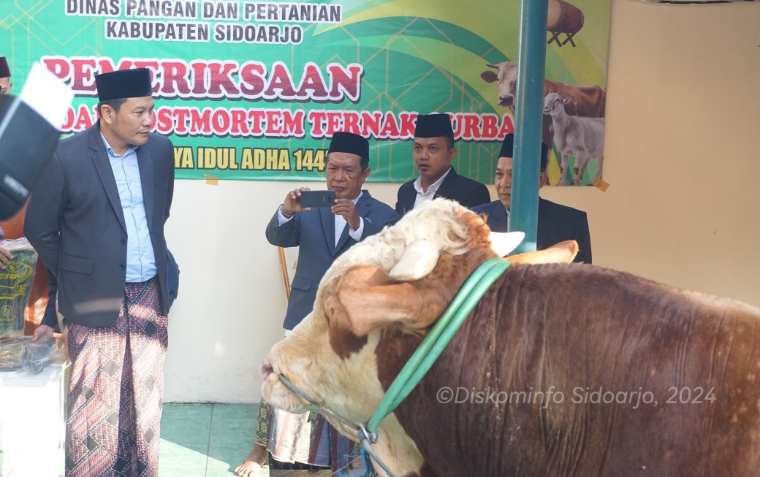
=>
[545,80,607,118]
[389,264,760,477]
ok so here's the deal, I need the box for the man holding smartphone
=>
[266,131,398,331]
[251,132,397,474]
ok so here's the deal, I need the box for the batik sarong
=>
[65,278,168,477]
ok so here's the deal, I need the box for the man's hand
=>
[32,324,54,341]
[332,199,361,229]
[0,247,12,269]
[282,187,311,216]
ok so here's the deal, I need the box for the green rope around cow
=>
[365,257,511,433]
[277,257,512,477]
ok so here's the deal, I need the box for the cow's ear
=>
[506,240,579,264]
[331,265,448,337]
[490,231,524,257]
[481,71,498,83]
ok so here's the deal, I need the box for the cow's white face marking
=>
[263,298,427,477]
[497,62,519,108]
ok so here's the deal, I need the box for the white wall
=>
[163,0,760,403]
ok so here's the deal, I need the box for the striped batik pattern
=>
[66,278,168,477]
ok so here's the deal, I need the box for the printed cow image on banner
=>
[1,0,611,186]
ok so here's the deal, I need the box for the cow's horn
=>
[490,231,525,257]
[486,63,499,70]
[388,240,441,282]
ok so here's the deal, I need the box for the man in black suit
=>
[472,134,592,263]
[25,68,174,476]
[395,113,490,217]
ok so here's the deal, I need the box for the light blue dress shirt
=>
[101,135,157,282]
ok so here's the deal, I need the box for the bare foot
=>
[235,443,267,477]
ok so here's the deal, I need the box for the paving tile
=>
[211,404,258,422]
[158,439,207,477]
[158,403,213,476]
[162,403,213,421]
[206,413,258,477]
[160,405,212,458]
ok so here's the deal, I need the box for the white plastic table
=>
[0,351,68,476]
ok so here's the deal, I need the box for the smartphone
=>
[300,190,336,208]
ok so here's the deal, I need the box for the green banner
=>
[1,0,611,185]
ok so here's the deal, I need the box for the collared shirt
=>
[413,167,452,209]
[278,191,365,247]
[101,134,156,282]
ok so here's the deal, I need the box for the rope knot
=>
[359,422,379,444]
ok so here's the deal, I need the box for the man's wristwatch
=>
[280,204,294,219]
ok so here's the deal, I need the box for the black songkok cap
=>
[414,113,454,138]
[328,132,369,158]
[500,134,550,172]
[95,68,152,101]
[0,57,10,78]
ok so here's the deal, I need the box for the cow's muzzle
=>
[499,95,514,107]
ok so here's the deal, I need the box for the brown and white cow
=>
[481,61,606,185]
[262,199,760,477]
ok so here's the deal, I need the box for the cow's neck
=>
[369,250,497,476]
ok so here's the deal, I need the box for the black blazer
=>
[472,198,592,264]
[40,250,180,331]
[395,167,491,217]
[25,124,175,327]
[266,191,399,330]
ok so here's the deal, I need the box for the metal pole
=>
[278,246,291,301]
[509,0,549,255]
